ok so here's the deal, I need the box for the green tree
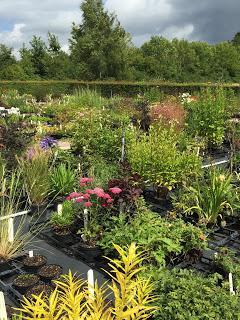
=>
[69,0,131,80]
[29,35,48,77]
[232,32,240,46]
[45,33,71,79]
[0,44,16,67]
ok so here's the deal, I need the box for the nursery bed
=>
[0,236,107,308]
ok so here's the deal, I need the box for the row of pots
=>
[12,254,62,296]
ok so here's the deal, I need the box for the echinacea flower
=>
[109,187,122,194]
[84,201,92,207]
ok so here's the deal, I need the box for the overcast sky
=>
[0,0,239,53]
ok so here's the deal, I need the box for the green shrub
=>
[0,81,239,98]
[99,200,207,267]
[185,88,228,147]
[128,123,201,190]
[149,268,240,320]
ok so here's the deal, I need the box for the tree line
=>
[1,0,240,82]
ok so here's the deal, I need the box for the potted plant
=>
[66,177,121,262]
[25,283,53,300]
[0,166,34,272]
[19,146,51,216]
[13,274,40,294]
[38,264,62,283]
[23,254,47,272]
[50,200,75,244]
[50,164,76,204]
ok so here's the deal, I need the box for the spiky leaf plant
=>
[0,165,34,262]
[17,243,157,319]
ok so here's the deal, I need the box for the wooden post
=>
[0,291,7,320]
[87,269,94,300]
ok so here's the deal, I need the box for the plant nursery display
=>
[2,87,240,319]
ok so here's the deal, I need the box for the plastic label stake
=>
[87,269,94,300]
[57,204,63,216]
[8,218,14,243]
[229,273,235,295]
[29,250,34,258]
[0,291,7,320]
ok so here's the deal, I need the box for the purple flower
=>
[40,136,57,150]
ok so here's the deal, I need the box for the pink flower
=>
[103,193,111,199]
[68,192,81,199]
[109,187,122,194]
[107,199,113,203]
[83,193,90,199]
[80,182,87,187]
[93,187,104,194]
[76,197,84,203]
[92,187,106,197]
[86,189,94,194]
[102,204,107,207]
[84,201,92,207]
[80,177,94,185]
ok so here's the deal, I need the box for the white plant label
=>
[87,269,95,300]
[57,204,63,216]
[0,291,7,320]
[229,273,235,295]
[8,218,14,243]
[29,250,34,258]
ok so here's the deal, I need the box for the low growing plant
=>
[99,199,207,267]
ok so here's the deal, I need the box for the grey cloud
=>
[0,0,239,53]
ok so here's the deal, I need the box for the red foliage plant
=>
[150,101,186,129]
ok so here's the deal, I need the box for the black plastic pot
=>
[38,264,63,283]
[0,259,12,274]
[23,255,47,273]
[13,274,40,294]
[25,283,53,300]
[76,244,103,263]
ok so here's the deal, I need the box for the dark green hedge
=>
[0,80,240,99]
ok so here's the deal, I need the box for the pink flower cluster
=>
[66,178,122,208]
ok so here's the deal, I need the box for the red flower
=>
[76,197,84,203]
[84,201,92,207]
[107,199,113,203]
[109,187,122,194]
[102,204,107,207]
[86,189,94,194]
[83,193,90,199]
